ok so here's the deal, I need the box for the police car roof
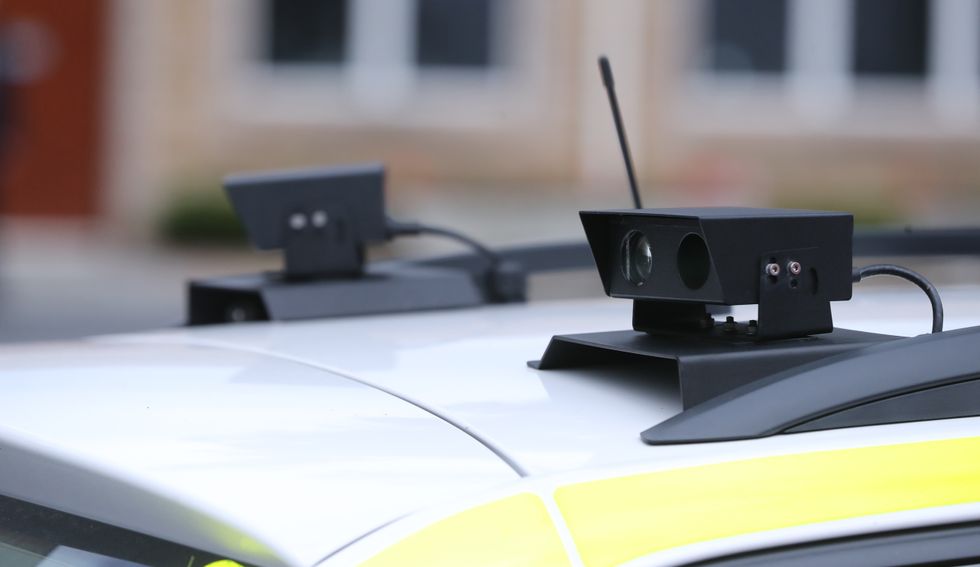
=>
[2,289,980,565]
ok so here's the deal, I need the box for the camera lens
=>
[677,233,710,290]
[621,230,653,285]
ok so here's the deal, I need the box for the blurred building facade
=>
[2,0,980,231]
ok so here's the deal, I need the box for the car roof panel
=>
[0,342,518,566]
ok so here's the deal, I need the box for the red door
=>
[0,0,105,216]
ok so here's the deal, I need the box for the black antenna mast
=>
[598,55,643,209]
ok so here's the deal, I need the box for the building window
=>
[226,0,522,127]
[686,0,980,132]
[415,0,493,67]
[705,0,788,73]
[265,0,348,64]
[852,0,930,76]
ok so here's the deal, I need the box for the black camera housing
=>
[581,207,853,340]
[225,163,388,279]
[188,162,528,325]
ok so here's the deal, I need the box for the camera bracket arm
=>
[632,247,833,341]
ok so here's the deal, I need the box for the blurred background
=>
[1,0,979,341]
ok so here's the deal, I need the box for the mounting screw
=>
[765,263,780,277]
[787,260,802,276]
[747,319,758,336]
[724,315,736,332]
[311,210,329,228]
[699,314,715,330]
[288,212,307,231]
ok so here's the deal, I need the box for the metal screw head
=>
[765,263,781,277]
[311,210,329,228]
[787,260,802,276]
[288,212,307,231]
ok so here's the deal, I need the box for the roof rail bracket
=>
[530,328,896,409]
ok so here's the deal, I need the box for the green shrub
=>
[157,184,247,246]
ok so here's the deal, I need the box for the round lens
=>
[621,231,653,285]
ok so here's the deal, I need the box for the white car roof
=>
[2,287,980,565]
[0,341,518,566]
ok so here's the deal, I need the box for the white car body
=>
[2,287,980,566]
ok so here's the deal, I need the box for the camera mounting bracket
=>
[632,247,833,341]
[529,327,896,409]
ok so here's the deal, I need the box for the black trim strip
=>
[687,521,980,567]
[643,325,980,444]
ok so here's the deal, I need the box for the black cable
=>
[852,264,944,333]
[386,218,499,267]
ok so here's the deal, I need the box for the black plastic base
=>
[530,327,897,408]
[641,325,980,444]
[188,262,521,325]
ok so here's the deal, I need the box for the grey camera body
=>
[226,163,388,279]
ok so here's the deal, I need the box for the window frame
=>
[210,0,540,130]
[678,0,980,138]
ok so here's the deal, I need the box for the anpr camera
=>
[581,207,853,340]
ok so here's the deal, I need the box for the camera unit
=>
[188,162,527,325]
[581,207,853,340]
[533,57,929,420]
[225,163,388,279]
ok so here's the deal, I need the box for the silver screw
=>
[788,260,802,276]
[311,210,329,228]
[288,212,307,231]
[765,263,781,277]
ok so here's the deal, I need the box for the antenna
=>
[598,55,643,209]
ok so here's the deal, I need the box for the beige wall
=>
[104,0,980,234]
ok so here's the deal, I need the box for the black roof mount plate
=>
[643,325,980,444]
[530,328,896,409]
[188,261,525,325]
